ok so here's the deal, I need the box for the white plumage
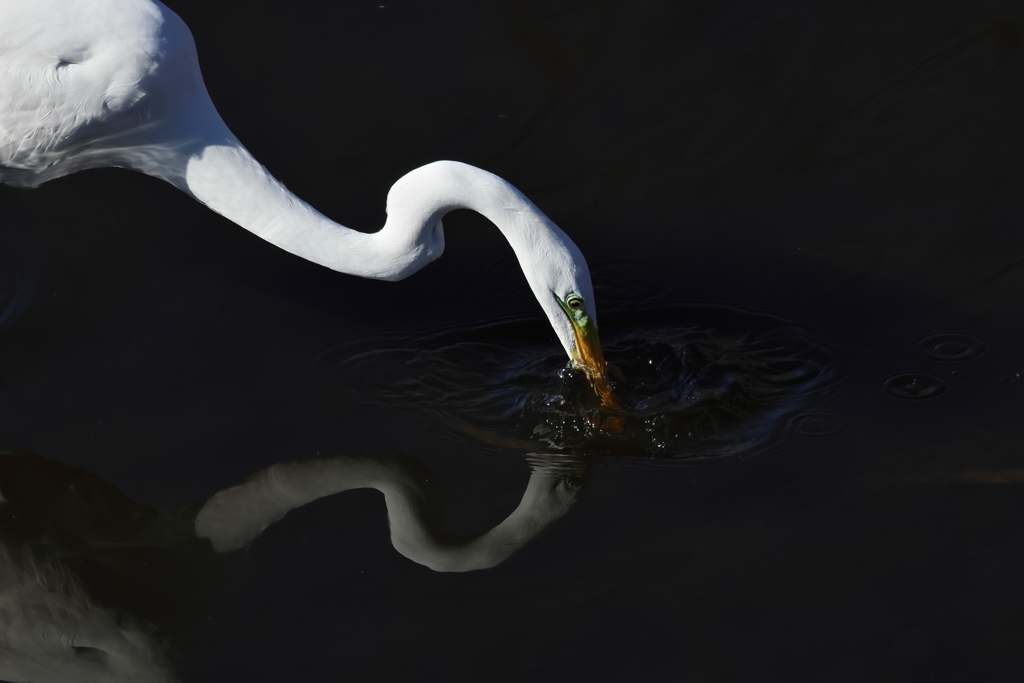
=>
[1,0,609,374]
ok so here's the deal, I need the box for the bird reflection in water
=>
[0,448,582,682]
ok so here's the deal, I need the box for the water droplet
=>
[882,373,948,401]
[790,412,848,437]
[915,333,987,363]
[1001,372,1020,385]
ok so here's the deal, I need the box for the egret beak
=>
[557,298,620,410]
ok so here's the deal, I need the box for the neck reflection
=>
[0,448,583,682]
[195,452,581,572]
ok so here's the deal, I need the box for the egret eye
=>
[567,296,584,310]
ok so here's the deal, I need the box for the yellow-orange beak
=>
[558,298,620,410]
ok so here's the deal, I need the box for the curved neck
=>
[176,135,397,278]
[194,454,578,572]
[154,105,583,287]
[136,94,592,359]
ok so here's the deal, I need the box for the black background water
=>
[2,0,1024,680]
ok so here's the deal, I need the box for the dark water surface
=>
[2,0,1024,681]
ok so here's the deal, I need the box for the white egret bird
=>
[0,0,615,398]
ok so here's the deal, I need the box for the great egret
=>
[0,0,614,398]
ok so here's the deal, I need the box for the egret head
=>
[550,292,618,407]
[527,249,617,407]
[552,292,605,375]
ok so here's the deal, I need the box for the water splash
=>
[311,303,840,463]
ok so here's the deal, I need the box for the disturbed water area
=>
[312,301,841,462]
[2,194,1023,681]
[2,199,1023,683]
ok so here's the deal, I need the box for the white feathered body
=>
[0,0,203,187]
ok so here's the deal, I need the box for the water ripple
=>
[790,412,849,438]
[309,303,842,463]
[914,332,987,363]
[882,373,949,401]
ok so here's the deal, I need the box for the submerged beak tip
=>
[557,294,619,409]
